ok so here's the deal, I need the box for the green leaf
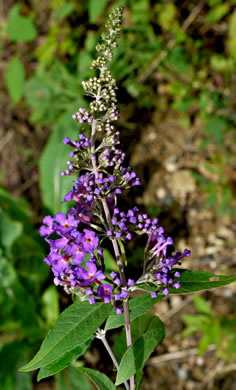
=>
[39,113,80,214]
[11,235,48,288]
[105,293,164,331]
[130,0,149,23]
[158,3,176,30]
[55,3,75,20]
[173,270,236,293]
[0,341,33,390]
[88,0,109,22]
[181,324,199,338]
[56,366,92,390]
[15,371,32,390]
[6,57,24,103]
[0,255,41,334]
[138,270,236,295]
[135,369,143,390]
[7,5,37,42]
[41,285,59,327]
[25,62,81,124]
[0,188,32,232]
[228,9,236,61]
[193,295,213,316]
[229,9,236,40]
[116,316,165,385]
[114,313,163,363]
[117,238,127,266]
[103,249,119,273]
[198,332,213,354]
[182,313,207,328]
[20,302,112,371]
[207,4,229,23]
[77,367,116,390]
[37,340,91,380]
[204,118,227,148]
[0,207,23,249]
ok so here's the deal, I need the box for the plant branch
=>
[90,111,134,390]
[96,329,130,390]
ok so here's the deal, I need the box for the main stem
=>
[91,117,135,390]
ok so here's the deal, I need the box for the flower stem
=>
[91,118,135,390]
[96,329,130,390]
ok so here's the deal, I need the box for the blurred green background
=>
[0,0,236,389]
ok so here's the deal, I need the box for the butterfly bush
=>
[40,7,191,315]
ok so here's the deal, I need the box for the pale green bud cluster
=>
[81,7,124,125]
[95,6,124,65]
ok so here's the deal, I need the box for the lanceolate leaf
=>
[114,313,161,363]
[116,316,165,385]
[137,270,236,295]
[105,293,163,331]
[6,58,24,103]
[56,366,92,390]
[20,302,112,372]
[39,113,79,214]
[37,340,91,380]
[77,367,116,390]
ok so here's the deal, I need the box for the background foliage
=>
[0,0,235,388]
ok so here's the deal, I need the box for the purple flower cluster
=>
[107,206,159,240]
[63,172,119,203]
[63,171,140,208]
[39,5,193,319]
[61,134,91,176]
[99,146,125,168]
[40,208,136,314]
[72,108,92,124]
[144,231,191,297]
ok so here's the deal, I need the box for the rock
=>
[167,170,196,200]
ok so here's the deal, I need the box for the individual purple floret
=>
[97,284,113,303]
